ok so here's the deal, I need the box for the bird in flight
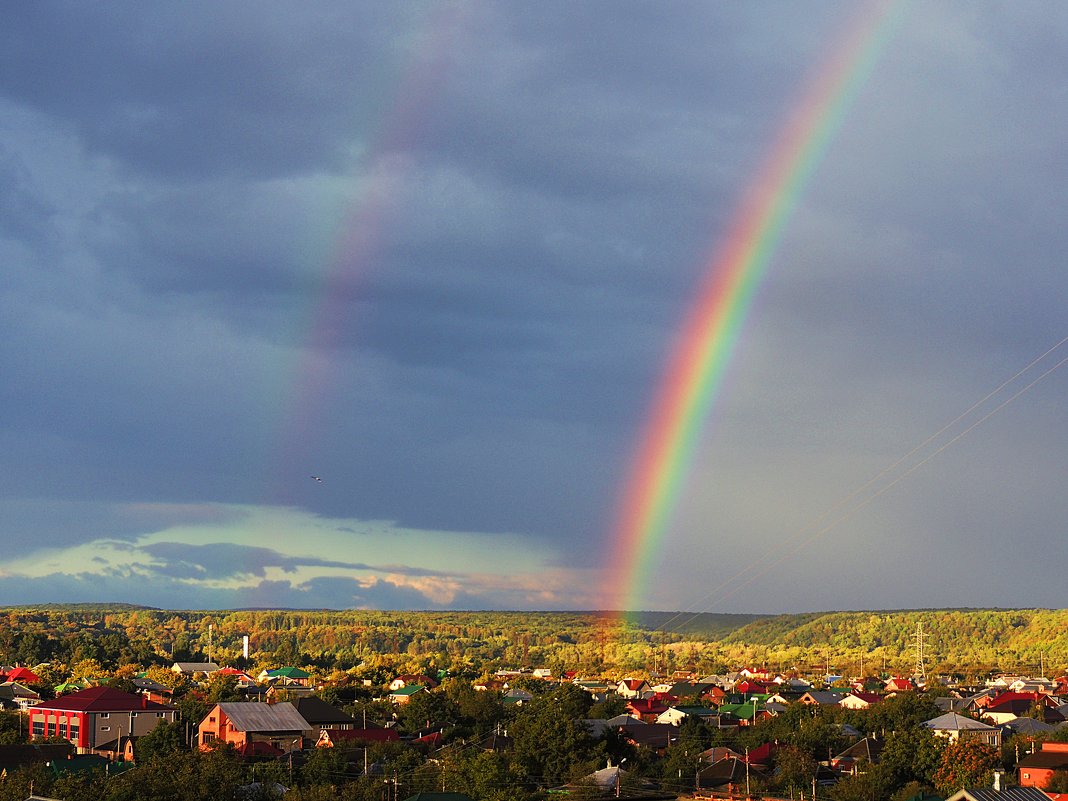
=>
[311,475,323,482]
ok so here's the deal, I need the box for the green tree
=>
[0,710,27,745]
[774,745,819,796]
[301,746,353,787]
[510,685,601,785]
[396,688,460,733]
[206,673,243,703]
[136,719,187,762]
[874,728,944,797]
[1044,771,1068,793]
[830,770,881,801]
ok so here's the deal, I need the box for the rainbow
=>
[606,0,905,615]
[268,6,470,504]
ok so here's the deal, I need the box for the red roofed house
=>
[626,698,670,723]
[216,667,257,685]
[745,741,780,766]
[615,679,651,699]
[27,686,176,756]
[3,667,41,685]
[884,677,914,693]
[735,679,770,695]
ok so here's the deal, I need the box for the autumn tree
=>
[932,740,1001,796]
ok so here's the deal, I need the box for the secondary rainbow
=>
[268,6,469,505]
[606,0,905,614]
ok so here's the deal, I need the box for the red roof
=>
[32,686,174,713]
[849,692,882,704]
[5,667,41,684]
[627,699,669,715]
[745,742,779,765]
[988,690,1045,707]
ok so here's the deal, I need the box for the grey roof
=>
[0,682,39,699]
[1001,717,1055,735]
[216,702,309,733]
[923,712,996,731]
[172,662,220,673]
[292,696,355,726]
[131,678,170,693]
[935,697,970,713]
[945,788,1051,801]
[803,691,845,705]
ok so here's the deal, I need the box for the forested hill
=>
[719,608,1068,673]
[625,611,766,637]
[3,606,1068,676]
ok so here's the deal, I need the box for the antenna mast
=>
[914,623,927,682]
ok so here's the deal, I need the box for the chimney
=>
[141,695,148,709]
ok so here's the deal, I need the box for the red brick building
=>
[27,686,176,756]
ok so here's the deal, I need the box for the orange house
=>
[198,702,309,753]
[1019,742,1068,788]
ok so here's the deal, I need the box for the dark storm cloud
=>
[0,3,409,181]
[2,3,1067,611]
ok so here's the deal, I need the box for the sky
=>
[1,2,1066,614]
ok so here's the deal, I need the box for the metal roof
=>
[217,702,309,732]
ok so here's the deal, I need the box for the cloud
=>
[135,541,454,581]
[1,4,1067,613]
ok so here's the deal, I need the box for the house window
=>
[69,722,79,740]
[1023,774,1030,779]
[100,713,109,719]
[209,716,215,723]
[32,721,44,736]
[202,733,215,743]
[157,713,164,718]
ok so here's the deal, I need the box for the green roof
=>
[718,702,761,720]
[390,685,425,696]
[268,666,311,678]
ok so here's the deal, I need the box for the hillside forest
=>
[2,606,1066,680]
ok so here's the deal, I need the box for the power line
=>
[655,336,1068,636]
